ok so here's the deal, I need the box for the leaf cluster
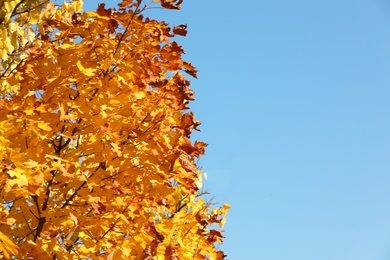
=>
[0,0,229,259]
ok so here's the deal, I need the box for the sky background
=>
[83,1,390,259]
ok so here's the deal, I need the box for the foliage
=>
[0,0,229,259]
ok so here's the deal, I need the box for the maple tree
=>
[0,0,229,259]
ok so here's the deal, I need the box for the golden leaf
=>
[0,232,18,259]
[76,60,96,77]
[37,122,52,131]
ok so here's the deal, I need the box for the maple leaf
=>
[76,60,96,76]
[165,245,180,260]
[97,3,114,17]
[183,61,198,78]
[160,0,183,10]
[24,241,51,260]
[173,24,187,36]
[0,232,18,259]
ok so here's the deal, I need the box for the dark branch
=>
[61,163,104,208]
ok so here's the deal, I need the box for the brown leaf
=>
[97,3,118,32]
[71,12,83,26]
[164,245,180,260]
[160,0,183,10]
[195,212,208,227]
[216,251,228,260]
[143,239,159,258]
[108,19,119,33]
[207,230,225,244]
[173,24,187,36]
[97,3,113,17]
[180,112,201,137]
[183,61,198,78]
[179,140,207,158]
[171,41,185,54]
[146,222,165,242]
[179,156,197,174]
[91,201,106,216]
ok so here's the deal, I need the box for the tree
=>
[0,0,229,259]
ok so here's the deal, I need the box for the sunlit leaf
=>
[0,231,18,259]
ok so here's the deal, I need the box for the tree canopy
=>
[0,0,229,259]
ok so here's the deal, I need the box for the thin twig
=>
[11,0,50,17]
[113,2,146,57]
[61,162,103,208]
[192,236,202,260]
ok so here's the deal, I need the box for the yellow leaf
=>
[7,168,28,188]
[133,91,146,99]
[5,39,14,54]
[0,231,18,259]
[4,1,17,13]
[89,135,97,143]
[23,160,39,168]
[111,142,122,157]
[28,28,35,42]
[25,108,34,116]
[8,22,17,34]
[223,203,231,210]
[34,172,44,185]
[58,103,73,120]
[76,60,96,76]
[7,168,24,178]
[6,218,15,226]
[37,122,52,131]
[73,0,83,12]
[121,240,132,257]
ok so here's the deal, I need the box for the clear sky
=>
[82,1,390,259]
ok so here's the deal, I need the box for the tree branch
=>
[113,2,145,57]
[61,162,103,208]
[11,0,50,17]
[98,201,131,241]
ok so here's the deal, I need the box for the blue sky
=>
[83,1,390,259]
